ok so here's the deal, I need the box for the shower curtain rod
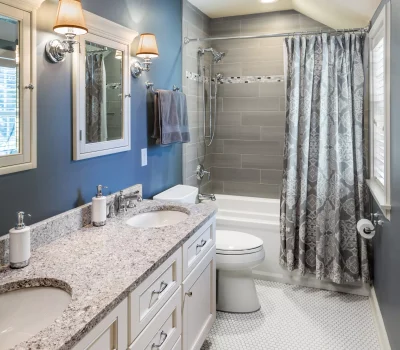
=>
[183,26,369,44]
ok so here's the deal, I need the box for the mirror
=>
[85,41,123,144]
[0,15,19,156]
[72,11,137,161]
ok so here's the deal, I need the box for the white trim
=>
[368,2,391,220]
[72,12,138,161]
[0,2,37,175]
[370,287,392,350]
[0,0,44,11]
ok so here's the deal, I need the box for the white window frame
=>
[367,2,391,219]
[72,11,138,161]
[0,0,43,175]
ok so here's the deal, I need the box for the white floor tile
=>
[202,280,380,350]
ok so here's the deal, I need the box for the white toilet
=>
[154,185,265,313]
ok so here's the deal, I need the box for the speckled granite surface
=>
[0,185,142,266]
[0,199,217,350]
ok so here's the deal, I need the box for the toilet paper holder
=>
[365,213,385,234]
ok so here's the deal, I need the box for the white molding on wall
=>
[84,10,138,45]
[0,0,45,11]
[370,287,392,350]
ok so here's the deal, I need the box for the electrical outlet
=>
[141,148,147,167]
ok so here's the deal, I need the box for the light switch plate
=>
[141,148,147,167]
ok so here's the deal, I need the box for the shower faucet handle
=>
[196,164,210,181]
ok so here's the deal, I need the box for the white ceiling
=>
[188,0,381,29]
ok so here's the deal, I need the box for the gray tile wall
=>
[205,11,328,198]
[182,0,212,193]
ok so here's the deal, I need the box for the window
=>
[367,3,391,219]
[0,2,37,175]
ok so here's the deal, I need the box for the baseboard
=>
[370,287,392,350]
[252,270,371,296]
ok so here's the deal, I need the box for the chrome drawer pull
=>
[152,281,168,297]
[152,331,167,348]
[196,239,207,254]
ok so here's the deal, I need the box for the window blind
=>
[372,38,385,187]
[0,65,18,156]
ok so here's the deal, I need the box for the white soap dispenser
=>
[92,185,107,227]
[9,211,31,269]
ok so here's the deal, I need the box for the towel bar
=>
[146,81,180,94]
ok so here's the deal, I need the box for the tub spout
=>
[198,193,216,202]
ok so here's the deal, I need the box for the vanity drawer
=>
[183,217,216,279]
[172,336,182,350]
[130,248,182,342]
[129,287,182,350]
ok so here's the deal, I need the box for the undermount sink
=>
[0,287,71,350]
[126,210,189,228]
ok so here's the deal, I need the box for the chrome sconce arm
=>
[45,34,79,63]
[131,58,152,78]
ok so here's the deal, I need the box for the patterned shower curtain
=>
[280,33,371,284]
[86,54,107,143]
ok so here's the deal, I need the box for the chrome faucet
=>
[118,190,143,213]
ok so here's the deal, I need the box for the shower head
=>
[198,47,226,63]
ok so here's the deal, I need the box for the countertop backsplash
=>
[0,184,142,266]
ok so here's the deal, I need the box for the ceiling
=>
[188,0,381,29]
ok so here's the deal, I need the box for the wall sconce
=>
[45,0,88,63]
[131,33,159,78]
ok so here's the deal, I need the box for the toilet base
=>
[217,269,261,313]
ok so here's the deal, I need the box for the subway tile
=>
[219,83,259,98]
[242,155,283,170]
[206,139,224,154]
[213,167,260,183]
[261,169,284,184]
[187,111,203,129]
[259,37,285,47]
[259,82,285,97]
[220,46,284,64]
[260,126,285,141]
[183,2,204,32]
[279,96,286,111]
[186,158,200,179]
[187,96,204,112]
[211,20,241,37]
[185,174,199,187]
[242,111,286,127]
[242,61,284,76]
[200,181,213,194]
[241,13,282,35]
[214,38,261,51]
[271,13,301,33]
[224,140,283,156]
[214,63,242,77]
[212,181,224,194]
[216,112,242,126]
[186,142,205,161]
[222,181,281,199]
[223,97,280,112]
[212,154,242,168]
[215,125,261,140]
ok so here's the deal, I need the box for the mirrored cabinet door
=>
[73,17,135,160]
[0,3,36,175]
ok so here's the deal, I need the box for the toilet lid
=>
[216,230,263,252]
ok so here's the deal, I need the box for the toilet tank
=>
[153,185,198,204]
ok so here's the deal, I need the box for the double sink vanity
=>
[0,185,217,350]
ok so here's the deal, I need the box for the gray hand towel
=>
[153,90,190,145]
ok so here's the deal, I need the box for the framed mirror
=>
[0,0,43,175]
[72,11,137,160]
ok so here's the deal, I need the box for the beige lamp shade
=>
[53,0,88,36]
[136,33,159,58]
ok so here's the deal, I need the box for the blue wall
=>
[0,0,183,236]
[372,0,400,349]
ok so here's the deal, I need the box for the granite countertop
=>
[0,200,217,350]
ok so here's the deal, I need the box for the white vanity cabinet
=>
[72,216,216,350]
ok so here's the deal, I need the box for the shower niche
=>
[72,11,137,160]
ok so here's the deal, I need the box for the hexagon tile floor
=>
[202,280,380,350]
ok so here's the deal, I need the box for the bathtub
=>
[214,194,370,296]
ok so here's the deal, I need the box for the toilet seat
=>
[216,230,263,255]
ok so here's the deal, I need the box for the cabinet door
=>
[182,246,216,350]
[73,299,128,350]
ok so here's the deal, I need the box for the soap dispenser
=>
[9,211,31,269]
[92,185,107,227]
